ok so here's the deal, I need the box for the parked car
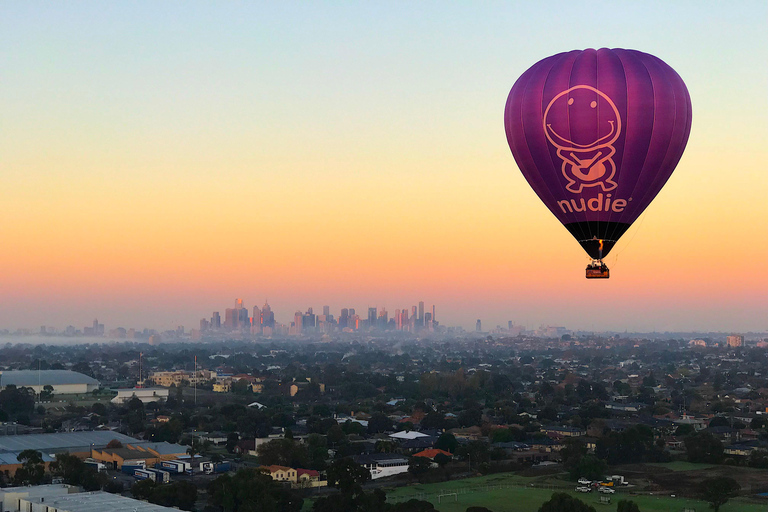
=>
[575,486,592,493]
[599,486,616,494]
[577,478,592,486]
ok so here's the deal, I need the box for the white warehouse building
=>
[1,484,180,511]
[0,370,100,394]
[111,387,169,405]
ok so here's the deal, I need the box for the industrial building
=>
[111,387,169,404]
[0,430,187,475]
[0,370,100,394]
[0,484,180,511]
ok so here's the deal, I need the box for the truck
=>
[133,469,156,481]
[200,461,231,474]
[147,468,171,483]
[121,461,147,475]
[159,460,192,474]
[610,475,628,486]
[133,468,170,483]
[84,458,107,472]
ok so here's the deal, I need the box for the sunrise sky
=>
[1,1,766,333]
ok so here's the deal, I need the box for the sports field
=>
[384,472,766,512]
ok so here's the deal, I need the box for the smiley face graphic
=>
[543,85,621,193]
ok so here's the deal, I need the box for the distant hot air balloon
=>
[504,48,692,278]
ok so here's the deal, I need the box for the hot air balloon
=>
[504,48,692,278]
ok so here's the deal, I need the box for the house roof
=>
[263,465,293,473]
[389,431,429,440]
[413,449,452,459]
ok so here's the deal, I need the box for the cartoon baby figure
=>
[543,85,621,193]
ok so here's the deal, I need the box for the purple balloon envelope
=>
[504,48,692,259]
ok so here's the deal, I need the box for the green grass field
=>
[384,472,766,512]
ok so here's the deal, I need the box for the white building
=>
[0,370,99,394]
[354,454,410,479]
[0,484,179,511]
[111,388,169,405]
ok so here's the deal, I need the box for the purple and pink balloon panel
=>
[504,48,692,259]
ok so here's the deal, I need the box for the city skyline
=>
[1,2,766,333]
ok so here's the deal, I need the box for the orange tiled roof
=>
[413,448,452,459]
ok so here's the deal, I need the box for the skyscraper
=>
[476,319,482,332]
[368,307,377,326]
[418,301,425,322]
[252,305,262,334]
[323,305,330,317]
[261,302,275,328]
[294,311,303,334]
[211,312,221,329]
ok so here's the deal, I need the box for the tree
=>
[0,385,35,418]
[538,492,596,512]
[14,449,46,485]
[390,500,436,512]
[617,500,641,512]
[256,439,308,468]
[326,457,371,495]
[50,453,105,491]
[208,468,303,512]
[226,432,240,453]
[40,384,54,401]
[367,412,392,434]
[569,454,607,482]
[685,432,724,463]
[435,432,458,454]
[408,456,432,481]
[145,481,197,511]
[106,439,124,449]
[561,438,588,474]
[698,477,740,512]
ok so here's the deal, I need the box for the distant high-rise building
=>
[261,302,275,328]
[368,307,377,326]
[508,321,513,330]
[727,335,744,348]
[235,298,243,309]
[378,308,388,330]
[432,305,436,322]
[294,311,303,334]
[476,319,482,332]
[252,305,262,334]
[303,308,316,331]
[418,302,425,322]
[211,311,221,329]
[323,305,330,317]
[200,318,210,332]
[395,309,402,330]
[238,308,249,330]
[224,308,238,331]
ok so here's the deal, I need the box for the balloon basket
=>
[586,260,610,279]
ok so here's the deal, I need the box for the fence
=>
[387,481,569,504]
